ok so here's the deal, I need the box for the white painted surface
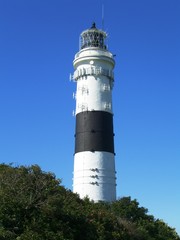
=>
[73,48,115,115]
[75,75,113,114]
[73,151,116,202]
[74,48,114,64]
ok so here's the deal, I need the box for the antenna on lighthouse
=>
[102,3,104,30]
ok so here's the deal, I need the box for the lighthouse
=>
[72,23,116,202]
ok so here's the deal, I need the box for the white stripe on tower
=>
[72,23,116,202]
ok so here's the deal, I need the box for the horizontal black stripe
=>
[75,111,114,153]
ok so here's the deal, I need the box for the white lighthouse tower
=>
[72,23,116,202]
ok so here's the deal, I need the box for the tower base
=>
[73,151,116,202]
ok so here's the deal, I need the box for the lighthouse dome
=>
[80,22,107,50]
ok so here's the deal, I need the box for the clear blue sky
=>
[0,0,179,234]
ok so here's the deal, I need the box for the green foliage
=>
[0,164,179,240]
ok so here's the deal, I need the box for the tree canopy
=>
[0,164,179,240]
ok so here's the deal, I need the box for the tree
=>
[0,164,95,239]
[110,197,180,240]
[0,164,179,240]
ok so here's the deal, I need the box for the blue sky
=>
[0,0,179,234]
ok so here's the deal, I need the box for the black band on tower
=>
[75,111,114,154]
